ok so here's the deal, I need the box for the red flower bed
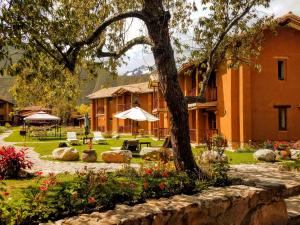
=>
[0,146,33,178]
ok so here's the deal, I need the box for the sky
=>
[117,0,300,74]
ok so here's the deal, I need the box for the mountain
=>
[123,65,153,76]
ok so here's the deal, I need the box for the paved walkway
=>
[0,131,139,174]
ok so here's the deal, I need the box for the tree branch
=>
[208,0,257,66]
[96,36,153,58]
[71,10,145,50]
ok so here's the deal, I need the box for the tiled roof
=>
[88,82,153,99]
[278,12,300,29]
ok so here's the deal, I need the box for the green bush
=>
[0,126,6,134]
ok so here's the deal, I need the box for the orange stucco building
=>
[88,82,154,134]
[90,13,300,147]
[150,12,300,147]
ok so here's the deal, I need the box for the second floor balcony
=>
[117,104,131,112]
[188,87,217,102]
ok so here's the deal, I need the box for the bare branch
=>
[96,36,153,58]
[71,10,145,50]
[208,0,257,66]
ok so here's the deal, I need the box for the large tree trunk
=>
[143,0,199,173]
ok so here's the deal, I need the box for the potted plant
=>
[82,141,97,162]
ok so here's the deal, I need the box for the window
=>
[278,107,287,131]
[278,60,285,80]
[0,102,4,109]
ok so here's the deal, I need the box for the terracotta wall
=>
[250,27,300,142]
[91,92,153,134]
[217,26,300,146]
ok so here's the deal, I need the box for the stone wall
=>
[50,185,288,225]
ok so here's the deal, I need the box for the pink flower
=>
[88,197,96,204]
[39,185,48,191]
[159,182,166,190]
[35,171,43,176]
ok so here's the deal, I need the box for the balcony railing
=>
[189,129,196,142]
[186,87,217,102]
[205,87,217,101]
[153,98,166,110]
[117,104,131,112]
[97,126,105,132]
[189,129,218,143]
[96,106,105,115]
[200,129,218,141]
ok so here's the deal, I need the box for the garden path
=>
[0,130,139,175]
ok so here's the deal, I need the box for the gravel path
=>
[0,130,139,175]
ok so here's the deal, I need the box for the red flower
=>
[35,171,43,177]
[144,169,153,175]
[162,171,169,178]
[2,192,9,196]
[159,182,166,190]
[143,181,149,190]
[42,179,51,185]
[39,185,48,191]
[88,197,96,204]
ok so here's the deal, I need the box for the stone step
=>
[286,195,300,225]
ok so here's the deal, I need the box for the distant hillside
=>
[0,48,150,105]
[79,70,150,104]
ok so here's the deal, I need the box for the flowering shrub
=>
[0,146,33,178]
[273,141,291,151]
[0,165,209,225]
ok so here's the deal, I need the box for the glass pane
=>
[278,61,285,80]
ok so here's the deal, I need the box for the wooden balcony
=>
[153,98,167,111]
[96,106,105,115]
[117,104,131,112]
[186,87,217,102]
[189,129,218,143]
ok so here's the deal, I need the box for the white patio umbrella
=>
[24,111,60,121]
[114,107,159,136]
[114,107,159,122]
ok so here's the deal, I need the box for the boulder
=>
[82,150,97,162]
[292,140,300,150]
[290,149,300,160]
[253,149,276,162]
[52,147,79,161]
[139,147,173,162]
[101,150,132,163]
[200,150,228,163]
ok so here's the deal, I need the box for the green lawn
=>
[4,174,76,200]
[6,127,257,165]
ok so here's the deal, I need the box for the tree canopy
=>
[0,0,273,172]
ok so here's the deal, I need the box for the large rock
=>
[52,147,79,161]
[101,150,132,163]
[82,150,97,162]
[139,147,173,162]
[254,149,276,162]
[290,149,300,160]
[201,150,228,163]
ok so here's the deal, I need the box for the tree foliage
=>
[0,0,273,172]
[187,0,273,99]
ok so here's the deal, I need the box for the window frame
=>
[278,107,288,131]
[277,59,287,81]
